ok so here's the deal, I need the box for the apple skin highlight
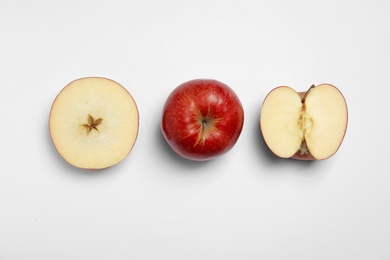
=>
[161,79,244,161]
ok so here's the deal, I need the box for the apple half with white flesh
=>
[49,77,139,169]
[260,84,348,160]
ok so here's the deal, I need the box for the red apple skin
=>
[161,79,244,161]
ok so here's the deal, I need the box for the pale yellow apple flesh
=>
[49,77,139,169]
[260,84,348,160]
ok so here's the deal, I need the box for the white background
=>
[1,0,389,259]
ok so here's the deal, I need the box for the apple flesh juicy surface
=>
[161,79,244,161]
[260,84,348,160]
[49,77,139,169]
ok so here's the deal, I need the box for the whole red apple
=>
[161,79,244,161]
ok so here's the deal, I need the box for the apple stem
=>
[301,84,316,103]
[202,120,206,131]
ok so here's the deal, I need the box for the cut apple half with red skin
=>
[260,84,348,160]
[161,79,244,161]
[49,77,139,169]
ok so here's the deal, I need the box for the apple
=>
[260,84,348,160]
[161,79,244,161]
[49,77,139,169]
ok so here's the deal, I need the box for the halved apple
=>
[260,84,348,160]
[49,77,139,169]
